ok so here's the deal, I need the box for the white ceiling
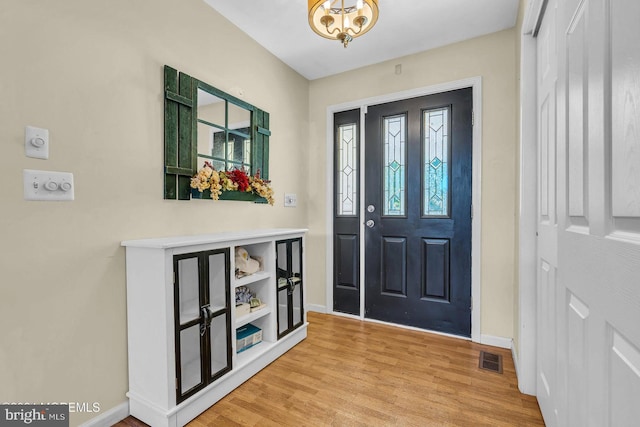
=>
[203,0,520,81]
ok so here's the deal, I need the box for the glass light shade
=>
[308,0,379,47]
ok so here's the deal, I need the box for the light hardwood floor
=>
[115,312,544,426]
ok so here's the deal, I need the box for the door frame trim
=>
[516,0,548,396]
[325,77,483,342]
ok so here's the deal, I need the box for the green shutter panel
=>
[254,109,271,180]
[164,65,196,200]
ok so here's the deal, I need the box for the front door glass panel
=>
[383,114,407,216]
[423,108,450,217]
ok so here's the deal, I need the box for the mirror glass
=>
[196,87,253,172]
[197,88,225,126]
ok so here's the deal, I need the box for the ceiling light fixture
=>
[308,0,379,48]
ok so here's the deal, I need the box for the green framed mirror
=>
[163,66,271,202]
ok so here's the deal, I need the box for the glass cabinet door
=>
[275,238,304,339]
[277,280,288,336]
[174,249,231,404]
[276,241,289,336]
[205,251,231,382]
[174,254,205,401]
[291,240,303,328]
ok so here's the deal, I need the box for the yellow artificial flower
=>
[190,164,214,192]
[209,169,222,200]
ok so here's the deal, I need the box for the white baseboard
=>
[480,334,513,350]
[306,304,327,313]
[79,401,129,427]
[512,344,520,380]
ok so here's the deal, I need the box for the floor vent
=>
[479,350,503,374]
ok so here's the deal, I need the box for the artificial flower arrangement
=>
[190,161,275,205]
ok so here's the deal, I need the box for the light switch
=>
[23,169,74,201]
[284,193,297,207]
[25,126,50,159]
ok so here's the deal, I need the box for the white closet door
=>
[536,0,560,423]
[536,0,640,425]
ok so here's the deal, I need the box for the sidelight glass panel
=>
[423,108,449,217]
[179,324,202,394]
[383,115,406,216]
[337,123,358,216]
[177,257,200,324]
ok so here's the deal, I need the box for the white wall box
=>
[122,229,307,427]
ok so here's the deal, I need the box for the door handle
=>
[366,220,375,228]
[200,306,211,336]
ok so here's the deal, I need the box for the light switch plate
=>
[25,126,50,159]
[24,169,74,201]
[284,193,297,207]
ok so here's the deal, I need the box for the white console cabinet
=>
[122,229,307,427]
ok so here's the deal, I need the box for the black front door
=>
[364,88,473,336]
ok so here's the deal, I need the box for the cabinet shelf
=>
[235,306,272,328]
[234,271,272,288]
[235,340,275,368]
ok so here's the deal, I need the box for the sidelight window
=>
[337,123,358,216]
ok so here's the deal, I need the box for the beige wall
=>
[0,1,308,425]
[306,28,519,340]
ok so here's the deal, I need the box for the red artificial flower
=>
[228,168,250,192]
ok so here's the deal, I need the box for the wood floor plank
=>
[113,312,544,427]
